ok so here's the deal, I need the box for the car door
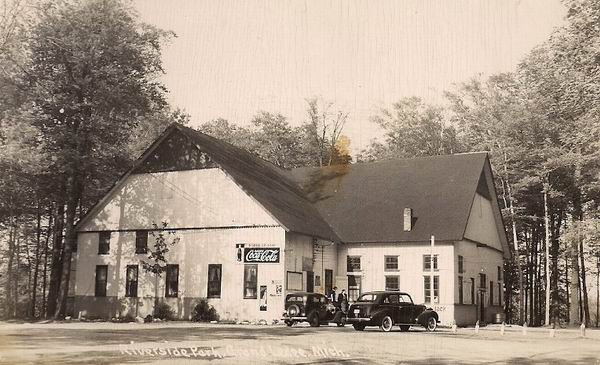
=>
[397,294,413,323]
[381,294,400,322]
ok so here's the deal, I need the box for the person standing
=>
[329,286,338,304]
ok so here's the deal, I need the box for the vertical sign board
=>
[259,285,267,311]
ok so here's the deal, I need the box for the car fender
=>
[417,309,438,325]
[370,308,393,323]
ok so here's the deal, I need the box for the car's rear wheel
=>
[308,311,320,327]
[380,315,393,332]
[425,316,437,332]
[353,323,365,331]
[399,325,410,332]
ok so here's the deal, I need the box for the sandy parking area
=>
[0,321,599,364]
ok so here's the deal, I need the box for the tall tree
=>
[359,97,461,161]
[6,0,174,318]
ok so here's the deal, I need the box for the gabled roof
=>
[287,153,509,255]
[174,125,340,242]
[76,123,340,242]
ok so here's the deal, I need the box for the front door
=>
[347,275,361,302]
[479,291,485,322]
[306,271,314,293]
[325,269,333,296]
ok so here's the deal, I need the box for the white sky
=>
[134,0,565,154]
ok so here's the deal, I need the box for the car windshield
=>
[357,293,379,302]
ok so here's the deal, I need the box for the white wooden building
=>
[71,123,509,325]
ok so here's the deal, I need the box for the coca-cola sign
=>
[244,247,280,263]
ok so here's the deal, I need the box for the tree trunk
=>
[31,204,42,318]
[46,201,65,318]
[543,187,551,326]
[5,220,16,318]
[42,209,53,318]
[550,210,562,326]
[579,239,590,326]
[54,175,82,319]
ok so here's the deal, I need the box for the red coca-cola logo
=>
[244,248,280,263]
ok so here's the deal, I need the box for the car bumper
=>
[283,316,307,321]
[346,317,372,323]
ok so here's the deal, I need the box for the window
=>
[165,264,179,297]
[489,281,494,305]
[348,275,361,301]
[470,278,475,304]
[286,271,303,291]
[424,275,439,303]
[399,293,412,304]
[479,273,487,289]
[207,264,222,298]
[384,294,399,304]
[423,255,439,271]
[458,276,463,304]
[458,255,464,273]
[98,231,110,254]
[125,265,138,297]
[72,241,78,253]
[385,275,400,291]
[135,231,148,254]
[244,264,258,299]
[347,256,361,272]
[497,266,502,281]
[385,256,398,271]
[95,265,108,297]
[498,282,502,306]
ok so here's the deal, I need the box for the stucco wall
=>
[74,226,287,322]
[284,232,337,294]
[79,168,279,232]
[337,242,456,325]
[464,193,502,252]
[454,240,504,324]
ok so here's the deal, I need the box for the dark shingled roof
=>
[286,153,491,243]
[175,125,340,242]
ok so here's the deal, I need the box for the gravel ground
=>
[0,321,599,364]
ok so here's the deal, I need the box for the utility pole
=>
[431,235,435,306]
[596,255,599,328]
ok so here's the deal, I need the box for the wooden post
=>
[430,235,435,306]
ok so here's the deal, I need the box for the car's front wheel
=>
[285,320,294,327]
[336,316,346,327]
[353,323,365,331]
[425,316,437,332]
[380,315,393,332]
[399,325,410,332]
[308,311,320,327]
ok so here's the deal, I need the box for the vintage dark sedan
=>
[346,291,439,332]
[282,292,346,327]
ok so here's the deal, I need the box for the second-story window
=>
[135,231,148,254]
[98,232,110,255]
[423,255,438,271]
[384,256,398,271]
[347,256,361,272]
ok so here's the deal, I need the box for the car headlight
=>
[326,303,336,313]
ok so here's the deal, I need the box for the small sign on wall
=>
[259,285,267,311]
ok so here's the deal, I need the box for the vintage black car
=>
[346,291,439,332]
[283,292,346,327]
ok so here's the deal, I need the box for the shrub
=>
[154,302,176,320]
[191,299,219,322]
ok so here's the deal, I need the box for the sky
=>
[133,0,566,154]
